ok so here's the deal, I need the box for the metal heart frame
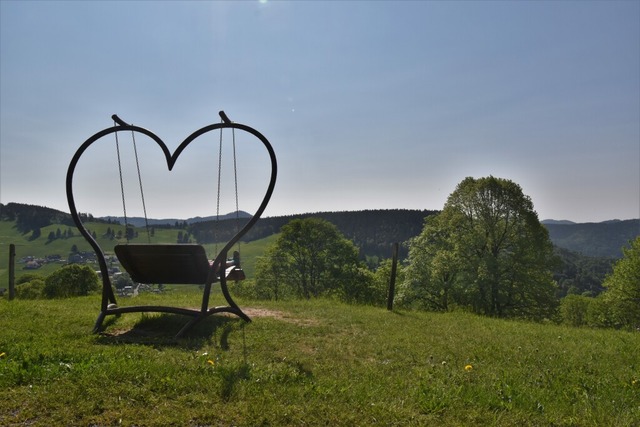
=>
[66,111,277,337]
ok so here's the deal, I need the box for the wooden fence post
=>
[387,242,399,311]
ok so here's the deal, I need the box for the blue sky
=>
[1,1,639,222]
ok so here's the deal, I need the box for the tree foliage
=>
[16,273,46,285]
[402,176,558,320]
[15,279,46,299]
[559,294,613,329]
[373,257,404,307]
[559,294,592,327]
[14,273,47,300]
[42,264,100,298]
[553,247,612,297]
[254,218,379,303]
[113,273,135,290]
[599,236,640,329]
[0,202,73,233]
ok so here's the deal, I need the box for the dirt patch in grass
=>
[98,307,318,342]
[242,307,319,327]
[242,307,285,318]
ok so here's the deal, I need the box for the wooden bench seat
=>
[115,244,209,284]
[114,243,248,285]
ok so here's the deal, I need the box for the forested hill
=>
[0,202,74,233]
[190,211,639,259]
[190,209,438,260]
[544,219,639,258]
[2,202,638,259]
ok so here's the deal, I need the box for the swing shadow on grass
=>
[95,313,252,401]
[95,312,246,351]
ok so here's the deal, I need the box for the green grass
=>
[0,220,275,285]
[1,291,638,426]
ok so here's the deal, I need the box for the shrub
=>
[113,273,134,290]
[599,237,640,330]
[15,279,46,299]
[585,296,615,328]
[16,273,46,285]
[42,264,100,298]
[560,294,591,327]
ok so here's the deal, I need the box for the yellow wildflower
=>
[206,359,215,366]
[0,352,5,358]
[464,364,473,372]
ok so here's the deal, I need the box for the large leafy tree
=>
[402,176,558,319]
[400,214,459,311]
[255,218,366,301]
[600,236,640,329]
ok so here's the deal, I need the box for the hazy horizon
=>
[1,199,638,225]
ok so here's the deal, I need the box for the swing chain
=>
[114,118,151,243]
[114,121,128,241]
[131,129,151,243]
[232,127,240,257]
[214,117,241,261]
[214,118,224,254]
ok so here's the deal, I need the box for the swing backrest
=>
[115,244,210,284]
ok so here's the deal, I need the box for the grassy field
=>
[0,220,275,285]
[1,290,638,426]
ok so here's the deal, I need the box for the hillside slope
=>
[544,219,639,258]
[189,209,437,260]
[2,202,638,259]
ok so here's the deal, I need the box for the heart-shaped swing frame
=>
[66,111,277,337]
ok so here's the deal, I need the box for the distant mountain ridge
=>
[543,219,639,258]
[542,219,576,225]
[1,202,638,259]
[101,211,252,227]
